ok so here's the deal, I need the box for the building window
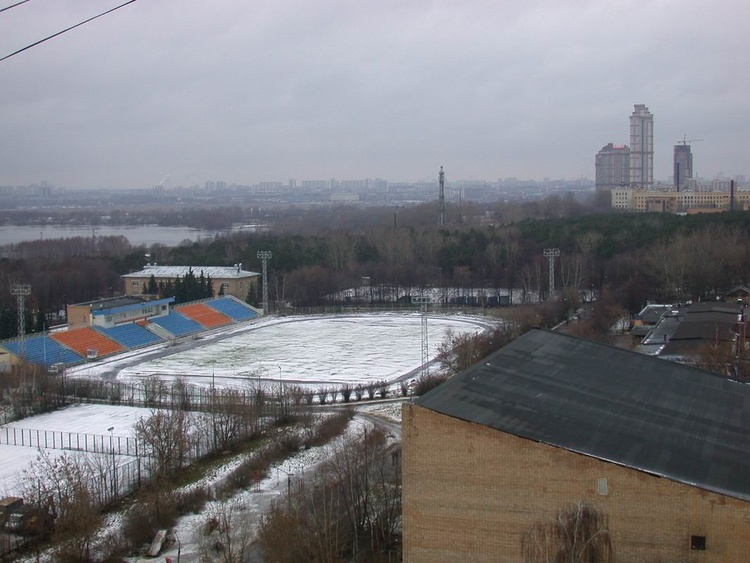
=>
[691,535,706,550]
[132,281,139,286]
[597,477,608,496]
[221,282,230,290]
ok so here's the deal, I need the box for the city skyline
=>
[0,1,748,189]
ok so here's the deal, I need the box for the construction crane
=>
[678,135,703,145]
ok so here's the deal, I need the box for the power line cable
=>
[0,0,138,63]
[0,0,32,14]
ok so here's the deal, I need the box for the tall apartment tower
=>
[673,144,693,191]
[595,143,630,190]
[629,104,654,188]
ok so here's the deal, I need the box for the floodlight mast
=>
[11,283,31,357]
[543,248,560,301]
[257,251,272,315]
[413,296,432,374]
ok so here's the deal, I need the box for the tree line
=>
[2,200,750,340]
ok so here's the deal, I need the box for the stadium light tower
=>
[11,283,31,357]
[543,248,560,301]
[413,296,432,374]
[257,251,272,315]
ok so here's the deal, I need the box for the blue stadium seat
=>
[3,335,83,368]
[208,298,257,321]
[149,312,203,337]
[96,324,165,349]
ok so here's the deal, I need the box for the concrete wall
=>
[403,403,750,563]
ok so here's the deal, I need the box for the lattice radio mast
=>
[257,251,272,315]
[438,166,446,227]
[11,283,31,357]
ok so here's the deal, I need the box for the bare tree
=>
[142,375,168,407]
[259,425,402,562]
[20,450,103,561]
[208,388,253,450]
[197,500,254,563]
[437,325,517,376]
[326,232,357,271]
[521,500,613,563]
[134,408,196,476]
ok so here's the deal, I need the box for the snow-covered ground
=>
[0,404,153,495]
[71,313,490,390]
[5,313,494,561]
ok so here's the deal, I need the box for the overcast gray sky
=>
[1,0,748,189]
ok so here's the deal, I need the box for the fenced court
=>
[0,426,139,456]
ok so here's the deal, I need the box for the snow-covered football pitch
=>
[0,313,492,494]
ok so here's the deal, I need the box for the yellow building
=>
[611,187,750,213]
[403,329,750,562]
[121,264,259,302]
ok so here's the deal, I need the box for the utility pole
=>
[107,426,116,499]
[257,250,272,315]
[543,248,560,301]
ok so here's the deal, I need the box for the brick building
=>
[121,264,259,302]
[403,329,750,562]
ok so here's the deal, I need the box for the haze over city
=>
[1,0,748,189]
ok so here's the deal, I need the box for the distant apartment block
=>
[205,180,227,191]
[595,143,630,190]
[301,180,331,190]
[256,181,283,193]
[629,104,654,188]
[673,144,693,191]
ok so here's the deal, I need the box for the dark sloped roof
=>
[417,329,750,502]
[636,305,672,324]
[682,311,739,324]
[687,302,741,315]
[670,319,736,341]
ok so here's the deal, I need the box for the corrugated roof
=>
[122,265,260,279]
[417,329,750,502]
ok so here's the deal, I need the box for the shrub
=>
[412,372,449,396]
[121,486,178,550]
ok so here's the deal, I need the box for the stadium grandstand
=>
[177,303,233,328]
[0,296,261,372]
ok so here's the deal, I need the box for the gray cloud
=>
[0,0,748,188]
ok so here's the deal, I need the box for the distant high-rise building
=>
[595,143,630,190]
[673,144,693,191]
[629,104,654,188]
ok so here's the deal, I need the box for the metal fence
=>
[0,426,139,456]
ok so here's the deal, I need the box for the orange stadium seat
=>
[176,303,232,328]
[52,327,125,358]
